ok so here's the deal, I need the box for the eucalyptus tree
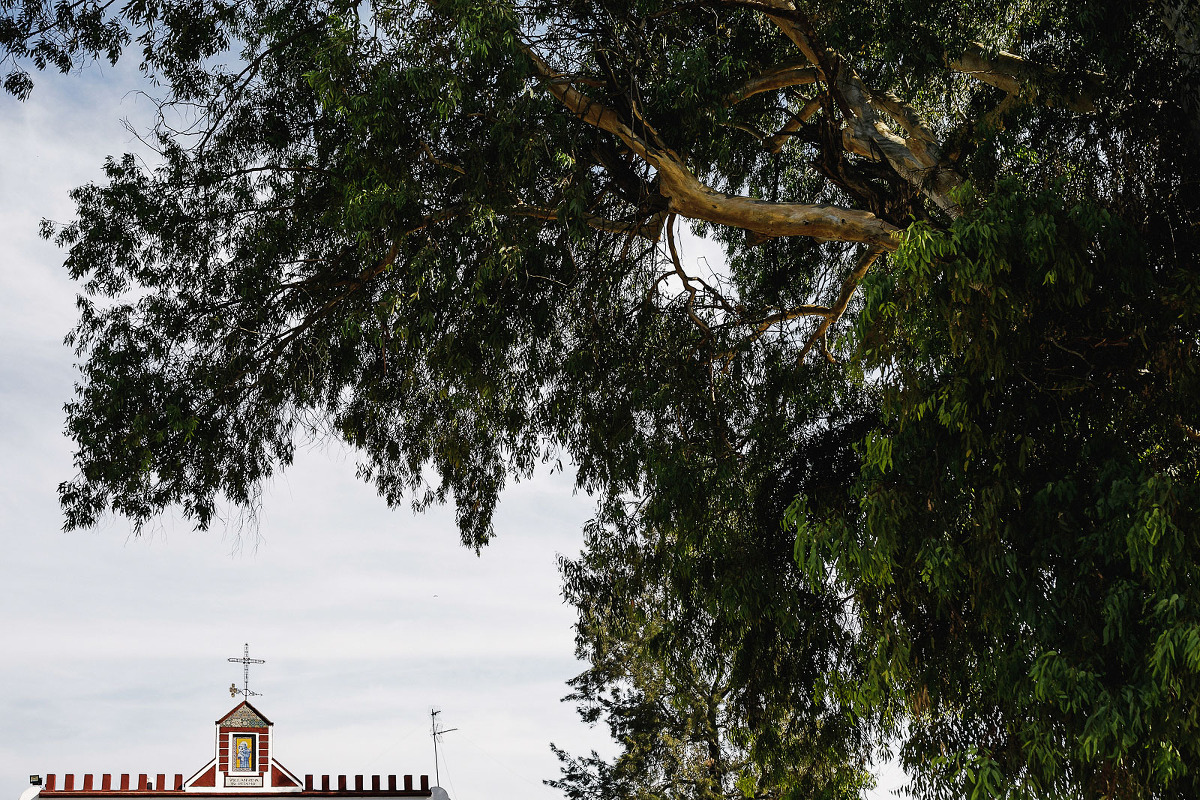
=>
[552,392,879,800]
[10,0,1200,796]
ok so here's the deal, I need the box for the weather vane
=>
[228,643,265,698]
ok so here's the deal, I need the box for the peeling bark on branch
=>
[949,44,1103,113]
[762,5,965,216]
[657,166,897,246]
[764,98,821,153]
[725,62,819,104]
[519,41,900,249]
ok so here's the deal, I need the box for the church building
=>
[20,701,443,800]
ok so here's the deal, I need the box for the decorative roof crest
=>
[219,702,270,729]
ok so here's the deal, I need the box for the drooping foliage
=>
[553,384,880,800]
[8,0,1200,796]
[793,177,1200,798]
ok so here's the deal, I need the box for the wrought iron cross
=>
[228,643,265,698]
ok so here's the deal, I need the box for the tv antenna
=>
[228,643,265,698]
[430,708,457,787]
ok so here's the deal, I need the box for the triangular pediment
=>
[217,700,271,728]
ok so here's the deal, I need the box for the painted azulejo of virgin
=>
[232,735,256,772]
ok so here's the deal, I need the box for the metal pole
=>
[431,710,440,787]
[430,709,457,787]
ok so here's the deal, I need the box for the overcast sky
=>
[0,54,903,800]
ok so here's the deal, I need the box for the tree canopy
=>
[7,0,1200,796]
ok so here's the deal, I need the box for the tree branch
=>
[948,43,1102,113]
[724,62,819,105]
[764,97,822,153]
[799,244,886,363]
[763,7,964,216]
[518,40,900,248]
[508,203,666,239]
[666,214,714,342]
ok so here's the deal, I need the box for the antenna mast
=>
[430,709,458,787]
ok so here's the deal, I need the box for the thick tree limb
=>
[762,6,964,216]
[520,41,900,249]
[864,88,938,152]
[949,44,1102,113]
[764,97,822,153]
[725,62,819,104]
[738,0,1103,114]
[659,166,897,246]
